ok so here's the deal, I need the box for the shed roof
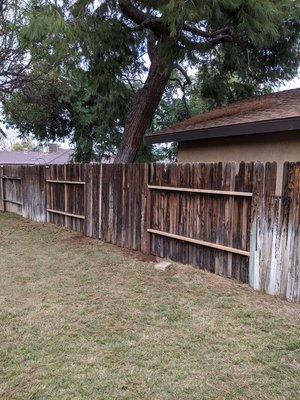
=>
[145,88,300,144]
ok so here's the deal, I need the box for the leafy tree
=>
[2,0,300,162]
[0,1,34,96]
[12,139,40,152]
[105,0,300,162]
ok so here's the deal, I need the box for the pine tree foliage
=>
[0,1,34,95]
[2,0,299,161]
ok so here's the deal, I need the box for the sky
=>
[1,75,299,151]
[279,76,300,90]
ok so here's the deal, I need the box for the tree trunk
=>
[114,53,173,163]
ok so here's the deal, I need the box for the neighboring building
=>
[146,88,300,193]
[0,144,74,165]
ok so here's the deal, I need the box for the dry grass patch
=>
[0,213,299,400]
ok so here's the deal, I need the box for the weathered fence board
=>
[148,162,260,282]
[46,164,85,233]
[249,162,300,302]
[0,161,299,302]
[84,164,102,239]
[0,166,4,212]
[22,166,47,222]
[100,164,148,252]
[1,165,23,215]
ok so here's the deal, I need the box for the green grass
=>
[0,212,299,400]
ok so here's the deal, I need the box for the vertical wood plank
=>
[0,165,4,212]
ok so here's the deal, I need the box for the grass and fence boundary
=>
[0,161,299,302]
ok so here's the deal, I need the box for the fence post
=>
[279,162,300,302]
[0,165,4,212]
[141,163,151,255]
[99,163,103,240]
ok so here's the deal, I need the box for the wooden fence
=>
[0,161,299,302]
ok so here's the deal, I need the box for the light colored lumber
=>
[46,180,85,185]
[47,208,85,219]
[148,185,253,197]
[147,229,250,257]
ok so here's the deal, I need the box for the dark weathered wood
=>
[46,164,85,233]
[148,162,254,282]
[22,166,47,222]
[2,165,23,215]
[1,161,299,302]
[100,163,148,252]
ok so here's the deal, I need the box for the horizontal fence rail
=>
[47,209,86,219]
[3,199,23,206]
[0,161,299,303]
[2,176,22,180]
[148,185,253,197]
[46,180,85,185]
[147,229,250,257]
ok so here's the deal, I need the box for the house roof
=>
[0,149,74,165]
[145,88,300,144]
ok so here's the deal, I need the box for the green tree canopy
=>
[12,139,40,152]
[2,0,299,162]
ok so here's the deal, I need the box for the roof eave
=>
[145,116,300,145]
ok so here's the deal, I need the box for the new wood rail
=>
[46,180,85,185]
[147,229,250,257]
[47,209,85,220]
[148,185,253,197]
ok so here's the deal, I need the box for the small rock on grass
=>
[154,261,172,271]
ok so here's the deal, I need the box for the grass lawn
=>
[0,213,299,400]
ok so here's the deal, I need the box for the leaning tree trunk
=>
[114,54,173,163]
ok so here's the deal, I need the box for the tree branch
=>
[178,35,212,52]
[179,31,235,52]
[174,64,191,85]
[182,25,234,39]
[169,77,190,118]
[118,0,164,35]
[147,31,157,62]
[182,24,209,38]
[119,1,236,53]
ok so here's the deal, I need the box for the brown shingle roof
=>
[147,88,300,143]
